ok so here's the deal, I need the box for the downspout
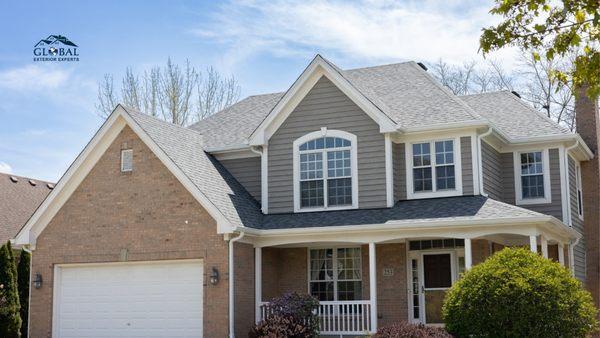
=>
[229,229,245,338]
[249,146,262,156]
[477,127,493,196]
[564,141,579,226]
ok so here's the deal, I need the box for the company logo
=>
[33,35,79,62]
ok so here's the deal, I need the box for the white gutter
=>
[228,229,245,338]
[477,127,493,196]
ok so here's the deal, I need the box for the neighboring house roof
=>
[258,196,546,230]
[191,59,574,149]
[125,108,263,228]
[0,173,53,243]
[460,91,571,140]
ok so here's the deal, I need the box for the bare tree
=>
[197,67,241,120]
[518,52,576,130]
[430,59,514,95]
[96,59,241,126]
[96,74,118,117]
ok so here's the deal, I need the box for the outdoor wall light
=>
[33,273,43,289]
[210,267,219,285]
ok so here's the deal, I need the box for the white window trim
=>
[306,246,362,301]
[575,162,584,220]
[514,148,552,205]
[120,149,133,172]
[293,129,359,212]
[405,137,463,199]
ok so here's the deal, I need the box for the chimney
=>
[575,85,600,308]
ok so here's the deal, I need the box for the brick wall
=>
[234,242,255,337]
[575,86,600,309]
[29,126,230,337]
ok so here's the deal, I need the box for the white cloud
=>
[0,162,13,174]
[0,64,71,91]
[195,0,518,69]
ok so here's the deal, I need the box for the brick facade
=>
[575,86,600,308]
[29,126,230,337]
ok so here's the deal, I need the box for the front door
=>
[409,251,457,324]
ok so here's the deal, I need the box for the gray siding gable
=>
[268,76,387,213]
[461,136,474,195]
[219,157,262,204]
[569,156,586,281]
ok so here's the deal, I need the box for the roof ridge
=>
[344,60,414,72]
[459,90,511,98]
[0,172,54,185]
[121,105,206,137]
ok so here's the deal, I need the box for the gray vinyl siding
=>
[220,157,262,204]
[393,142,406,201]
[481,141,503,201]
[569,156,586,281]
[501,148,562,219]
[268,76,386,213]
[461,136,474,195]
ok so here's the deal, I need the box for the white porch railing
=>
[259,300,373,335]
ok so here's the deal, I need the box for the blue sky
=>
[0,0,515,182]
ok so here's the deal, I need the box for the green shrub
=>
[0,242,21,337]
[374,321,453,337]
[443,248,598,337]
[17,249,30,336]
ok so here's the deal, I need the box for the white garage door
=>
[53,260,203,338]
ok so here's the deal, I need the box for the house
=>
[0,173,53,244]
[13,55,599,337]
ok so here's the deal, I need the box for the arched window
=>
[293,129,358,212]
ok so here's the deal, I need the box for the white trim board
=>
[14,105,234,247]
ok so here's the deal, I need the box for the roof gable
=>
[248,55,397,146]
[15,105,262,247]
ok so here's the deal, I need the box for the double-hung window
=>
[407,139,461,198]
[293,130,358,212]
[514,149,551,204]
[309,247,362,301]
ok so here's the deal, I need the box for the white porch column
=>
[464,238,473,270]
[568,244,576,275]
[369,242,377,332]
[255,247,262,324]
[540,235,548,258]
[558,243,565,266]
[529,235,538,253]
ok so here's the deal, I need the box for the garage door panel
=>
[55,260,203,338]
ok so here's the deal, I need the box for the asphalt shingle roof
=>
[0,173,53,243]
[124,107,263,228]
[258,196,545,230]
[460,91,571,139]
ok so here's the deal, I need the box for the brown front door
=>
[422,253,453,324]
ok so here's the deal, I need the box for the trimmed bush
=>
[249,292,319,338]
[443,248,598,337]
[374,321,453,337]
[0,242,21,337]
[17,249,30,336]
[249,314,310,338]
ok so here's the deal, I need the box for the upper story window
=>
[576,163,584,219]
[514,149,551,205]
[406,138,463,199]
[293,129,358,212]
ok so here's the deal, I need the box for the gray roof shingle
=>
[258,196,546,230]
[190,60,573,149]
[124,107,263,228]
[460,91,571,139]
[0,173,53,243]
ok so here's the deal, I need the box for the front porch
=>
[250,224,577,335]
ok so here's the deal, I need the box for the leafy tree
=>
[480,0,600,98]
[0,242,21,337]
[443,248,598,337]
[17,250,30,336]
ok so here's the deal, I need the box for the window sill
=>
[294,205,358,213]
[516,197,551,205]
[406,189,463,200]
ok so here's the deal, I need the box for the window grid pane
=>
[301,180,324,208]
[413,141,456,193]
[310,248,362,301]
[328,178,352,206]
[520,151,544,199]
